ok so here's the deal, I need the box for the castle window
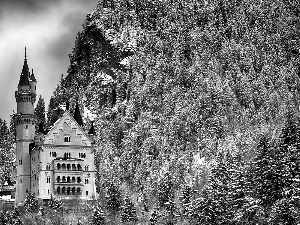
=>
[57,176,60,182]
[86,191,88,196]
[85,179,89,184]
[64,135,70,142]
[46,177,50,183]
[67,177,70,183]
[57,163,61,170]
[77,164,82,170]
[64,152,71,159]
[19,159,22,165]
[46,164,51,170]
[25,125,28,136]
[79,153,86,158]
[50,152,57,157]
[62,187,66,195]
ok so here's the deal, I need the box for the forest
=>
[1,0,300,224]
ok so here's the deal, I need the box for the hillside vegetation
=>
[46,0,300,223]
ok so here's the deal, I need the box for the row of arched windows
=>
[56,186,81,195]
[56,163,82,171]
[16,119,34,125]
[56,176,81,183]
[18,96,31,102]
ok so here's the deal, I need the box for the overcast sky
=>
[0,0,98,123]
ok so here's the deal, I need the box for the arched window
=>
[57,163,61,170]
[77,164,81,170]
[72,177,75,183]
[62,176,66,182]
[72,164,76,170]
[77,187,81,195]
[67,187,70,195]
[62,164,66,170]
[62,187,65,195]
[64,135,70,142]
[77,177,81,183]
[57,176,60,182]
[72,187,75,195]
[57,186,61,194]
[67,164,70,171]
[67,176,70,183]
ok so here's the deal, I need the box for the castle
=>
[14,48,97,206]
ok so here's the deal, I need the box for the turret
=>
[14,47,37,206]
[29,69,37,102]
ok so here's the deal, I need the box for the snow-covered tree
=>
[120,195,138,223]
[105,182,122,214]
[24,192,38,213]
[92,205,106,225]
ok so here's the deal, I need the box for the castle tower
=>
[14,47,37,206]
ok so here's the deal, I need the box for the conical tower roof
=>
[19,47,30,86]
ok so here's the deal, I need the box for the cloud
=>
[0,0,98,122]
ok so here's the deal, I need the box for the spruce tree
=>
[120,195,138,223]
[105,182,122,214]
[24,192,38,213]
[34,95,45,131]
[92,205,106,225]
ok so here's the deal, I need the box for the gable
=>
[43,111,92,146]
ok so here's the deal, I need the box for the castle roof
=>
[18,47,30,86]
[43,110,93,146]
[30,69,36,82]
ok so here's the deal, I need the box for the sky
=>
[0,0,99,123]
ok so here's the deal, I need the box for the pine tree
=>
[120,195,138,223]
[92,205,106,225]
[34,95,45,130]
[24,192,38,213]
[47,194,63,211]
[149,207,159,225]
[157,172,174,208]
[249,136,282,207]
[105,182,122,214]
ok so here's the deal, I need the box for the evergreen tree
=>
[34,95,45,131]
[120,195,138,223]
[47,194,63,211]
[157,172,174,208]
[105,182,122,214]
[249,136,281,207]
[92,205,106,225]
[149,207,159,225]
[24,192,38,213]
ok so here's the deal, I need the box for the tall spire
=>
[19,47,30,86]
